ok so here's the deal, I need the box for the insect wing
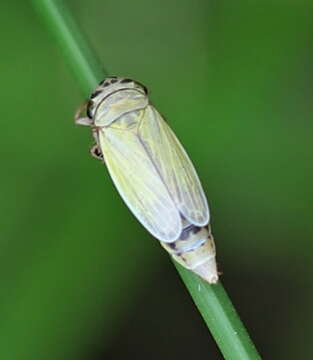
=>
[98,125,182,242]
[138,106,209,226]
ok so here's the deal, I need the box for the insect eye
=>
[86,100,93,119]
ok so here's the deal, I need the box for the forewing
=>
[138,105,209,226]
[98,126,182,242]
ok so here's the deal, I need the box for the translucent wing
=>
[138,105,209,226]
[98,126,182,242]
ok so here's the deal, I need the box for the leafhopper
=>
[75,77,218,283]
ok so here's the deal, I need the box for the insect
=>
[75,76,218,283]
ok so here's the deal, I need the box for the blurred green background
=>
[1,0,313,359]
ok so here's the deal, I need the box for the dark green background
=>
[1,1,312,359]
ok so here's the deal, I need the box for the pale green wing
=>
[138,105,209,226]
[98,127,182,242]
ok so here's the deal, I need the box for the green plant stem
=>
[33,0,106,95]
[175,263,262,360]
[32,1,262,359]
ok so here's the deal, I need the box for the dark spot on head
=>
[110,79,118,84]
[99,78,114,87]
[90,90,102,99]
[120,78,133,84]
[134,80,148,94]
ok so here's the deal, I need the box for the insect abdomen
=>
[161,223,218,284]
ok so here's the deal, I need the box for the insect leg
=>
[90,129,104,161]
[90,144,104,161]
